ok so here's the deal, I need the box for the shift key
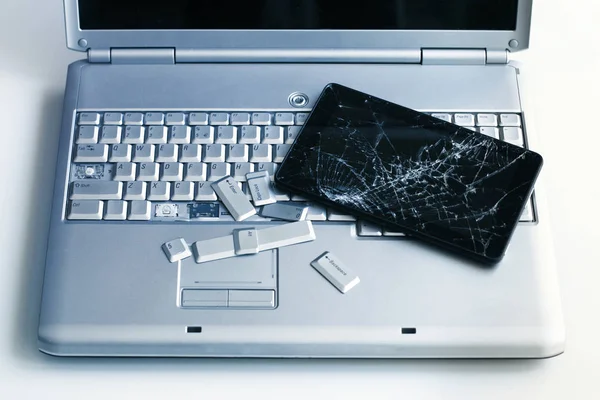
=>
[70,181,122,200]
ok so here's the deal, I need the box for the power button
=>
[288,92,309,108]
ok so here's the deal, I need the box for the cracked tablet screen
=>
[275,83,543,263]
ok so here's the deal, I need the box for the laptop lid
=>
[65,1,532,54]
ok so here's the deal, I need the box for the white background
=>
[1,0,599,398]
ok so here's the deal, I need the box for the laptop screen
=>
[78,0,518,31]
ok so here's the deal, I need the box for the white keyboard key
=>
[68,200,103,220]
[203,144,226,162]
[226,144,249,162]
[383,229,406,237]
[256,162,278,179]
[211,176,257,221]
[192,126,214,144]
[128,200,151,220]
[285,126,302,144]
[251,113,272,125]
[192,235,236,263]
[165,112,186,125]
[162,238,192,262]
[479,127,500,139]
[184,162,208,181]
[311,252,360,294]
[291,194,309,201]
[207,162,231,181]
[500,114,522,127]
[259,203,308,221]
[124,112,144,125]
[78,112,100,125]
[104,200,127,220]
[114,162,137,181]
[269,181,290,201]
[257,220,316,251]
[172,181,195,201]
[274,113,295,125]
[144,112,164,125]
[146,126,168,144]
[216,126,237,144]
[195,181,218,201]
[123,126,145,143]
[71,181,122,200]
[189,112,209,125]
[179,144,202,162]
[77,126,98,144]
[148,181,171,200]
[210,113,230,125]
[74,144,108,162]
[239,126,261,144]
[306,204,327,221]
[133,144,155,162]
[454,113,475,126]
[520,200,534,222]
[477,114,498,126]
[246,171,277,206]
[502,127,524,146]
[156,144,179,162]
[273,144,291,163]
[250,144,272,162]
[356,221,382,237]
[230,113,251,125]
[295,113,309,125]
[161,162,183,181]
[263,126,284,144]
[431,113,452,123]
[100,126,122,144]
[232,162,254,181]
[138,162,160,181]
[327,209,356,221]
[109,144,131,162]
[169,125,191,143]
[103,112,123,125]
[124,181,146,200]
[233,228,260,255]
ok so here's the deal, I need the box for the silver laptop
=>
[38,0,565,358]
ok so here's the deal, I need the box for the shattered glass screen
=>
[275,84,543,262]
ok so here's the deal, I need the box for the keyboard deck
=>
[66,111,535,237]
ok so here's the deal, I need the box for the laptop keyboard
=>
[67,111,535,235]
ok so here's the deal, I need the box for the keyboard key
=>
[207,162,231,181]
[162,238,192,262]
[123,126,145,144]
[246,171,276,206]
[216,126,237,144]
[133,144,155,162]
[146,126,168,144]
[104,200,127,220]
[259,203,308,221]
[172,181,195,201]
[192,126,214,144]
[203,144,226,162]
[156,144,179,162]
[148,182,171,200]
[263,126,284,144]
[124,112,144,125]
[70,181,122,200]
[100,126,122,144]
[195,181,218,201]
[76,126,98,144]
[161,162,183,181]
[138,162,160,181]
[520,200,534,222]
[210,113,229,125]
[103,112,123,125]
[189,112,209,125]
[128,200,151,220]
[257,221,315,251]
[232,162,254,181]
[78,112,100,125]
[291,194,309,201]
[502,127,524,146]
[274,113,295,125]
[226,144,249,162]
[431,113,452,123]
[211,176,257,221]
[193,235,237,263]
[383,229,406,237]
[285,126,302,144]
[356,221,382,237]
[239,126,261,144]
[306,204,327,221]
[165,112,186,125]
[250,144,272,162]
[124,181,146,200]
[251,113,272,125]
[311,252,360,294]
[109,144,131,162]
[74,144,108,162]
[500,114,522,127]
[256,162,277,178]
[114,162,137,181]
[144,112,165,125]
[233,228,260,255]
[273,144,291,163]
[184,162,208,181]
[479,127,500,139]
[477,114,498,126]
[169,125,191,143]
[179,144,202,163]
[295,113,309,125]
[68,200,103,220]
[454,113,475,126]
[327,208,356,221]
[230,113,251,125]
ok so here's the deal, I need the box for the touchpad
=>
[179,249,277,291]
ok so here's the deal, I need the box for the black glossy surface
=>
[275,84,543,263]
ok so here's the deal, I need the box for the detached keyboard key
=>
[68,200,103,220]
[71,181,122,200]
[74,144,108,162]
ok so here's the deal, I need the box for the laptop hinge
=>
[422,49,508,65]
[88,48,175,64]
[175,49,422,63]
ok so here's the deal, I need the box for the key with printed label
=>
[311,252,360,294]
[211,176,257,221]
[257,220,315,251]
[192,235,237,263]
[259,203,308,221]
[233,228,260,255]
[162,238,192,263]
[246,171,276,206]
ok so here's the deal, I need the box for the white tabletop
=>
[1,0,599,398]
